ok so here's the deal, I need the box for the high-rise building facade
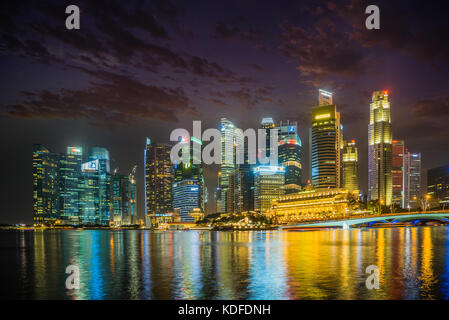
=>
[392,140,405,207]
[173,179,201,222]
[145,139,173,215]
[342,140,359,193]
[260,117,276,161]
[112,173,130,225]
[404,152,421,209]
[32,144,60,225]
[368,90,392,206]
[310,90,342,188]
[59,147,83,224]
[232,164,254,213]
[427,164,449,208]
[33,145,113,226]
[254,166,285,213]
[277,120,302,194]
[220,118,238,213]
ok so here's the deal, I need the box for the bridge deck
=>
[280,212,449,229]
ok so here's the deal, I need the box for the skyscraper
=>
[32,144,60,225]
[173,179,201,221]
[392,140,405,207]
[342,140,359,193]
[404,152,421,209]
[145,138,173,215]
[59,146,83,224]
[277,120,302,194]
[260,117,276,161]
[254,166,285,213]
[310,90,342,188]
[88,147,111,225]
[427,164,449,208]
[112,173,130,226]
[220,118,238,213]
[368,90,392,206]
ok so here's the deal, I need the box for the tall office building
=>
[260,117,276,161]
[310,90,342,188]
[111,167,136,226]
[404,152,421,209]
[89,148,111,225]
[112,173,130,226]
[318,89,333,106]
[220,118,239,213]
[59,147,83,224]
[78,147,111,225]
[128,166,137,224]
[391,140,405,207]
[342,140,359,193]
[232,164,254,213]
[368,90,393,206]
[145,138,173,215]
[254,166,285,213]
[277,120,302,194]
[32,144,60,225]
[427,164,449,208]
[215,171,222,213]
[173,179,201,222]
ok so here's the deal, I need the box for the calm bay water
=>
[1,227,449,300]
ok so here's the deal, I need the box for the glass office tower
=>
[368,90,393,206]
[404,152,421,209]
[145,138,174,215]
[32,144,60,225]
[392,140,405,207]
[254,166,285,213]
[173,179,201,222]
[342,140,359,193]
[310,90,342,188]
[59,146,83,225]
[277,120,302,194]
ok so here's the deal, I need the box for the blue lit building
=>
[173,180,201,222]
[59,146,83,224]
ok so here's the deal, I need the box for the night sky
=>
[1,0,449,224]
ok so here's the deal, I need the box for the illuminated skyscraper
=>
[318,89,333,106]
[220,118,239,213]
[277,120,302,193]
[310,90,342,188]
[173,179,201,222]
[368,90,392,206]
[254,166,285,213]
[145,138,173,215]
[404,152,421,209]
[59,146,83,224]
[32,144,60,225]
[392,140,405,207]
[342,140,359,193]
[260,117,276,160]
[111,166,137,226]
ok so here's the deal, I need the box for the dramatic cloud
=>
[279,19,367,84]
[411,96,449,118]
[0,70,197,123]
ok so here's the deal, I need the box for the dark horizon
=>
[1,0,449,224]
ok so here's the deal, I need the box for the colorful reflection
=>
[2,227,449,299]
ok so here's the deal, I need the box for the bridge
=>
[280,211,449,230]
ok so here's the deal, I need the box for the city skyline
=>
[1,0,449,224]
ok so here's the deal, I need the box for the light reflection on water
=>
[1,226,449,300]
